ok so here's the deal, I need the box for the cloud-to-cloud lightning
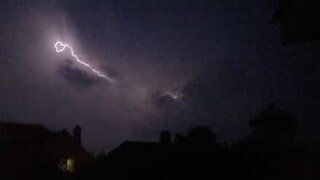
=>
[54,41,114,82]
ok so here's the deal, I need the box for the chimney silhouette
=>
[160,130,172,145]
[73,125,81,146]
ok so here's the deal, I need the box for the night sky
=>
[1,0,319,152]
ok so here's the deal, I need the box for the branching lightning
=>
[54,41,114,82]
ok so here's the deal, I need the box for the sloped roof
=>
[111,141,158,154]
[0,121,90,160]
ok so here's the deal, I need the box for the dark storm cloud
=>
[58,59,100,88]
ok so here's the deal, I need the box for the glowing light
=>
[58,158,74,173]
[166,92,183,100]
[66,158,75,173]
[54,41,114,82]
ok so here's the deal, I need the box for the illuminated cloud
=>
[54,41,115,83]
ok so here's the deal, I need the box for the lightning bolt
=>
[54,41,115,83]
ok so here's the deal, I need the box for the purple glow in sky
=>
[1,0,320,153]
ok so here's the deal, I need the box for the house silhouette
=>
[0,121,91,179]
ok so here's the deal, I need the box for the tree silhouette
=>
[273,0,320,43]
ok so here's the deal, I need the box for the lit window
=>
[66,158,75,172]
[58,158,75,173]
